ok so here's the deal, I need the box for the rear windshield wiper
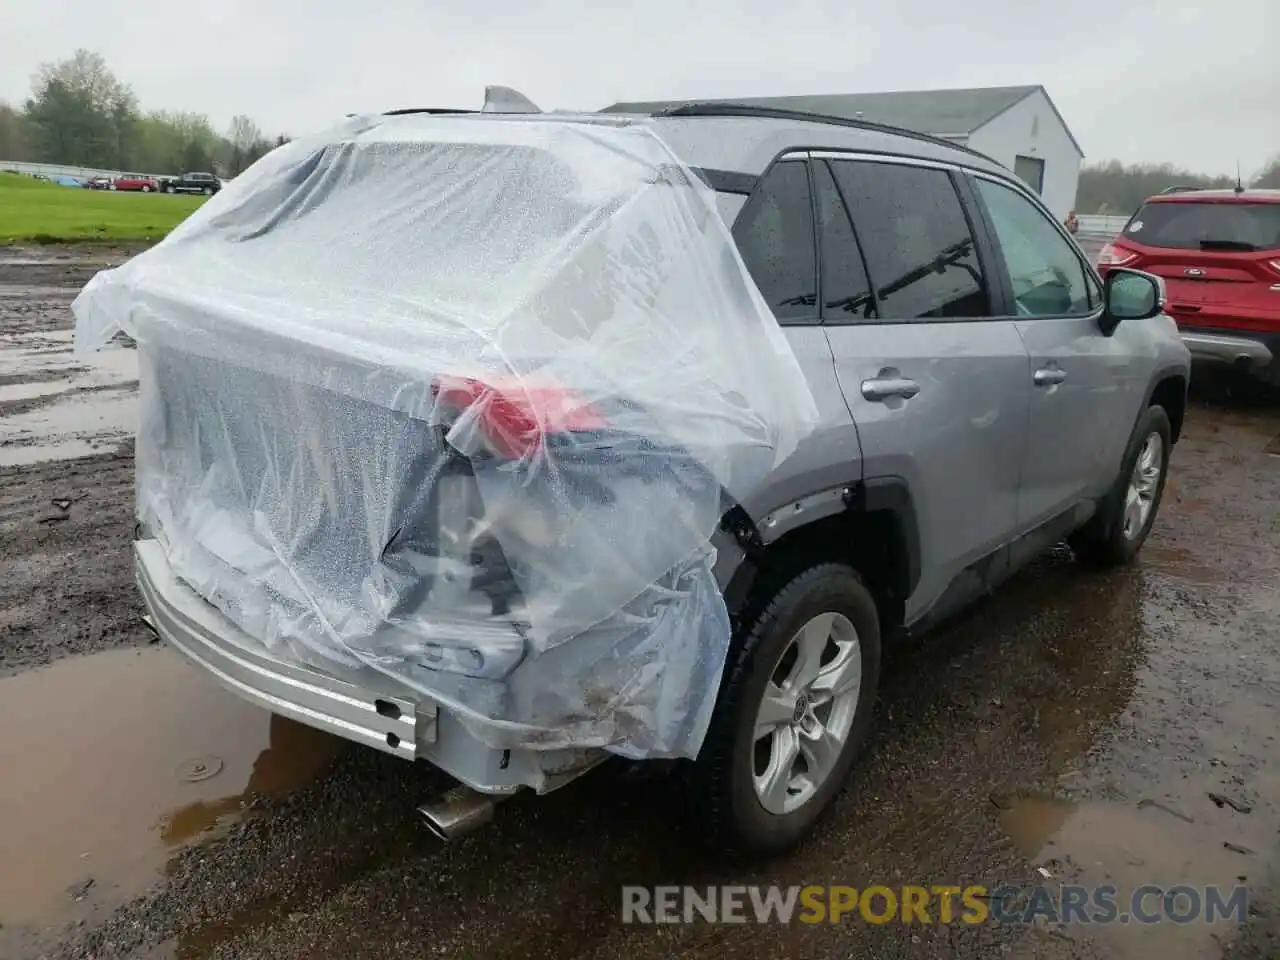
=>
[1198,239,1256,251]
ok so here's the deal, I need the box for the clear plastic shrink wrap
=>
[72,113,819,758]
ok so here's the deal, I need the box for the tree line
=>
[0,50,288,178]
[1076,157,1280,215]
[5,50,1276,202]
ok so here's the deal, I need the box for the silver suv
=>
[132,102,1190,857]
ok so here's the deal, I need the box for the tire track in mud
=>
[0,447,151,676]
[0,380,138,418]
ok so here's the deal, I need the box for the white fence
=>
[1077,214,1131,241]
[1,159,172,180]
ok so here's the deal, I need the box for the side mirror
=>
[1100,268,1165,335]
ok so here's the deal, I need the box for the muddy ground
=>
[1,245,1278,960]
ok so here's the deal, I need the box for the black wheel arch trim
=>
[715,474,921,618]
[859,475,922,594]
[1143,364,1190,442]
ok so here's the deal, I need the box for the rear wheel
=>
[165,184,176,194]
[690,562,881,858]
[1070,404,1171,566]
[202,186,213,195]
[141,184,151,193]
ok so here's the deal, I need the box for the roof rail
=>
[381,107,477,116]
[383,86,543,118]
[651,101,997,164]
[1158,185,1203,195]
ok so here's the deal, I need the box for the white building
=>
[604,85,1084,220]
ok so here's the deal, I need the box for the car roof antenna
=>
[1234,161,1245,194]
[482,86,542,114]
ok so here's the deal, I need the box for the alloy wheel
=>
[1123,431,1164,539]
[752,612,862,815]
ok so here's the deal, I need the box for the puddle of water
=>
[0,349,78,380]
[997,569,1280,960]
[0,358,138,404]
[1012,569,1146,769]
[0,647,343,931]
[0,338,135,382]
[1001,791,1273,959]
[999,794,1075,859]
[999,793,1243,874]
[1141,545,1221,585]
[0,337,139,465]
[0,387,138,464]
[0,385,136,434]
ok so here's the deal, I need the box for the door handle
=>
[861,377,921,402]
[1033,366,1067,387]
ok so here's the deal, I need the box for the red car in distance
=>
[1097,187,1280,384]
[111,174,158,193]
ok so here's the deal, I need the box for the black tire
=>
[141,185,151,193]
[164,185,175,194]
[202,186,212,195]
[1069,404,1172,567]
[689,562,881,858]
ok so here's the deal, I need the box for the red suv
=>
[1097,188,1280,383]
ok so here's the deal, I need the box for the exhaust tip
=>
[416,786,497,842]
[416,808,451,843]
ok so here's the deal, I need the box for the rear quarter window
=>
[731,160,818,323]
[1126,201,1280,251]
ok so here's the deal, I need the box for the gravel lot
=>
[1,245,1278,960]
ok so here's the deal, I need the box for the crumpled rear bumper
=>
[135,538,604,794]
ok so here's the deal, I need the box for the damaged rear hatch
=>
[71,112,819,759]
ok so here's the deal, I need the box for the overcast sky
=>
[2,0,1276,176]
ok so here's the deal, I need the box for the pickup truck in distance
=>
[157,172,221,195]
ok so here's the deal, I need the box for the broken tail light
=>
[431,375,608,459]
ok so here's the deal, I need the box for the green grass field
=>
[0,172,206,244]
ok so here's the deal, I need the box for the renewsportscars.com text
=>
[621,884,1248,926]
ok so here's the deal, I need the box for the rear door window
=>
[1126,201,1280,252]
[829,160,991,320]
[813,160,876,321]
[732,160,818,323]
